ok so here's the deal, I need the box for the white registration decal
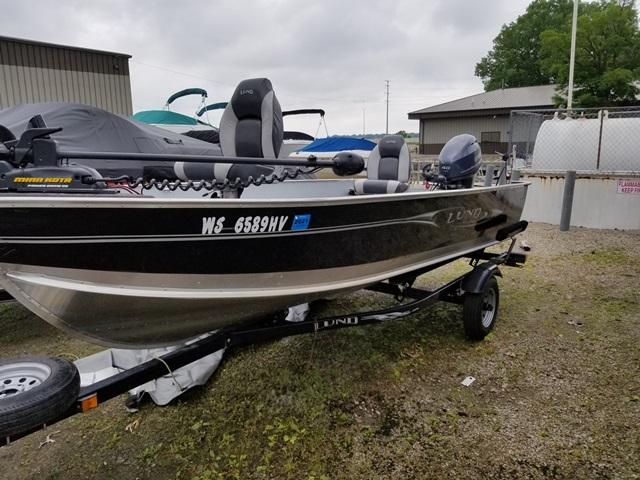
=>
[201,216,226,235]
[234,216,289,233]
[201,215,289,235]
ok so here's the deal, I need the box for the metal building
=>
[0,36,132,116]
[408,85,556,154]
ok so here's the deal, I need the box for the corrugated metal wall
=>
[418,115,510,154]
[0,38,132,116]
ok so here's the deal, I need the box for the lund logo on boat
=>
[425,207,491,228]
[240,89,254,95]
[314,317,359,331]
[446,207,488,225]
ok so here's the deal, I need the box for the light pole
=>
[567,0,578,109]
[385,80,390,134]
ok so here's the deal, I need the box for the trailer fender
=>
[462,263,502,294]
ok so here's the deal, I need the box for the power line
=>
[132,59,384,105]
[131,60,234,88]
[132,60,471,111]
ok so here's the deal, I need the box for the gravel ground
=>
[0,223,638,480]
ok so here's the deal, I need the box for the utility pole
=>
[385,80,390,134]
[567,0,579,109]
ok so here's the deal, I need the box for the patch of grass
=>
[2,224,640,479]
[582,247,635,267]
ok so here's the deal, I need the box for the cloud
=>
[1,0,531,134]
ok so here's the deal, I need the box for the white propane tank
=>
[599,116,640,171]
[531,113,640,171]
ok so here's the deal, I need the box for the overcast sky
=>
[2,0,532,134]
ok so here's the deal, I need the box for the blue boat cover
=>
[298,137,376,153]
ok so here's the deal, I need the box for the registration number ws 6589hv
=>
[201,214,311,235]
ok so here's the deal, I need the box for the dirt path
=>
[1,223,638,479]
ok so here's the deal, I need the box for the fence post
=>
[595,109,605,170]
[484,165,494,186]
[507,110,514,158]
[560,170,576,231]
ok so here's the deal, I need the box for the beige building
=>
[0,35,132,116]
[408,85,556,154]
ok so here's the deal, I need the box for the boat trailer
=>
[0,223,528,446]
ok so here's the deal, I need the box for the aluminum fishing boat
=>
[0,78,528,348]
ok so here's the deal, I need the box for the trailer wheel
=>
[463,276,499,340]
[0,356,80,438]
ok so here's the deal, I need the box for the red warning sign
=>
[617,178,640,195]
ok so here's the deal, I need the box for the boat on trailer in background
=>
[0,77,529,444]
[132,87,226,141]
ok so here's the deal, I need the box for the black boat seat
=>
[354,135,410,194]
[175,78,282,183]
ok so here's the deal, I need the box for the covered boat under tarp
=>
[132,88,224,136]
[289,136,376,177]
[293,136,376,156]
[0,103,222,178]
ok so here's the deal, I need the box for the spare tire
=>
[0,356,80,438]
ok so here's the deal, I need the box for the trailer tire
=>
[463,276,499,340]
[0,356,80,438]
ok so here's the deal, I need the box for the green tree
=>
[539,2,640,106]
[475,0,640,107]
[475,0,575,91]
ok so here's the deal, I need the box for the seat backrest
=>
[367,135,410,182]
[219,78,283,159]
[174,78,281,185]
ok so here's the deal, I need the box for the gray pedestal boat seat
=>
[175,78,283,182]
[354,135,410,194]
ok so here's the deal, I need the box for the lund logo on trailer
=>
[314,317,359,332]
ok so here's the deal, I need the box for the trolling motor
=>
[331,151,365,177]
[0,115,105,193]
[424,134,482,189]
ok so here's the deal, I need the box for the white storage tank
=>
[531,114,640,172]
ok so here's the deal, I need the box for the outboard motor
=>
[432,134,482,189]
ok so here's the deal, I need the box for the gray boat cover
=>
[0,102,223,178]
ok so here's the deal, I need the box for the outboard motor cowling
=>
[438,134,482,189]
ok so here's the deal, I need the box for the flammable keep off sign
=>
[617,178,640,195]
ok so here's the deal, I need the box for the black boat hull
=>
[0,183,528,347]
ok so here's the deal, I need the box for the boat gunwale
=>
[0,181,530,208]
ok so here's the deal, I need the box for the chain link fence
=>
[508,106,640,173]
